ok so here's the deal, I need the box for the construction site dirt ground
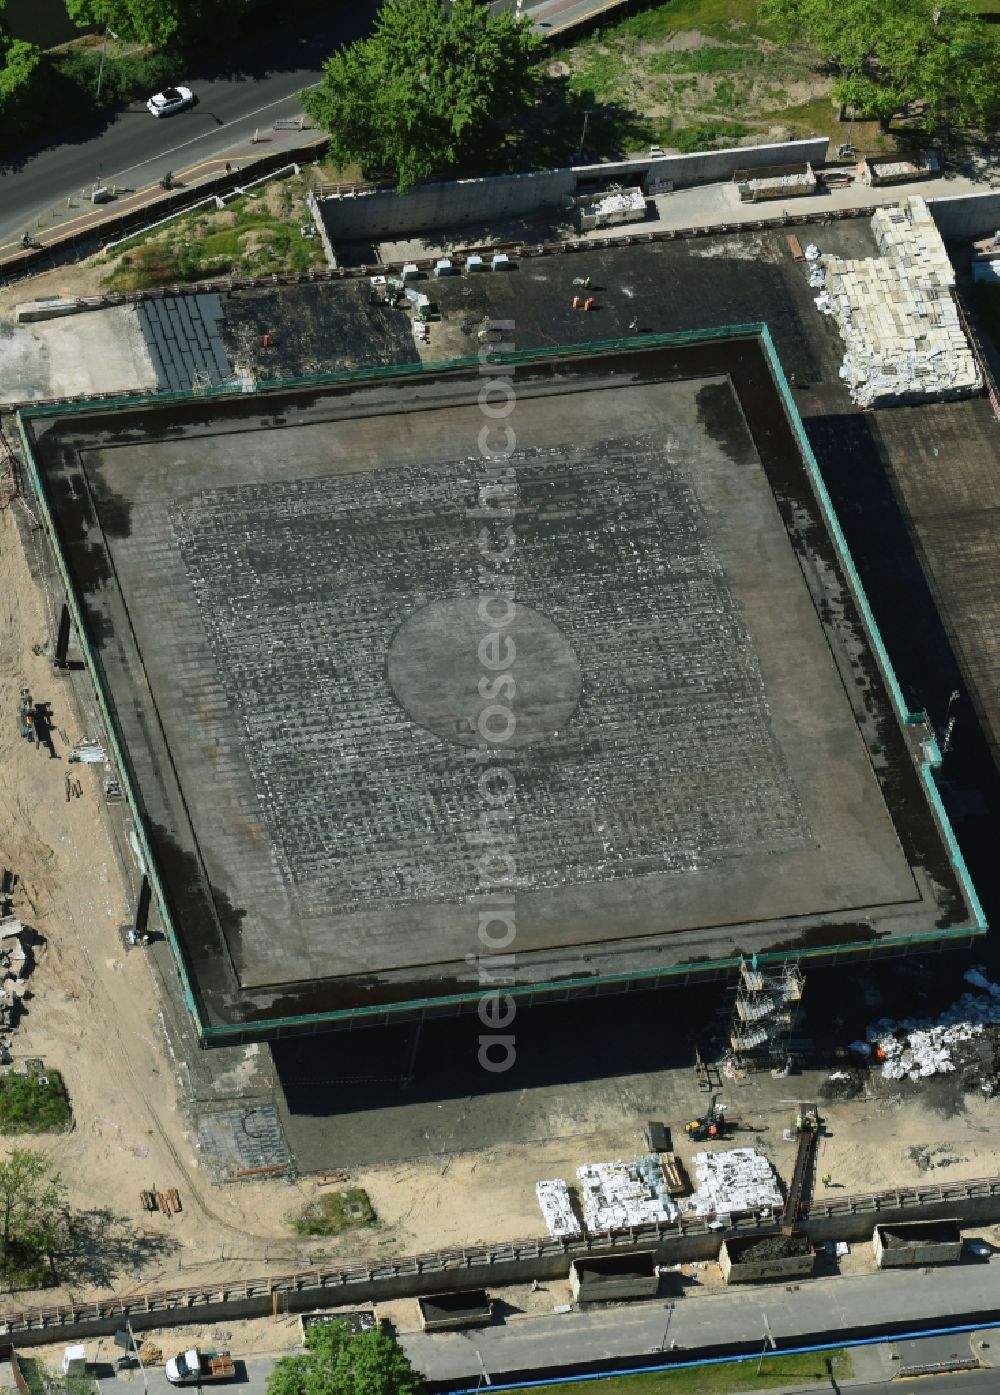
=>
[3,216,1000,1309]
[0,490,996,1298]
[0,496,997,1303]
[0,485,997,1308]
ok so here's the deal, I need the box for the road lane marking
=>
[108,82,322,185]
[0,144,307,258]
[0,81,323,249]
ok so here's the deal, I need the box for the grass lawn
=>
[294,1188,376,1237]
[20,1358,92,1395]
[560,0,835,155]
[99,172,326,291]
[610,0,760,42]
[0,1071,71,1134]
[528,1348,853,1394]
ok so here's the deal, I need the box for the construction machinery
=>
[370,275,433,321]
[683,1095,736,1144]
[17,690,34,744]
[781,1102,820,1233]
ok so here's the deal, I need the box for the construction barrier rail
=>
[3,1173,1000,1341]
[802,1173,1000,1218]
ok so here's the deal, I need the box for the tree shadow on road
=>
[55,1207,179,1288]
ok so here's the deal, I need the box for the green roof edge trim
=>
[16,324,985,1044]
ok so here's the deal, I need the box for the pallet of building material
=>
[661,1152,689,1198]
[167,1188,182,1213]
[139,1189,157,1212]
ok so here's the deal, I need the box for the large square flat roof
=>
[20,333,981,1038]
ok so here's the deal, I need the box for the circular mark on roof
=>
[387,598,582,749]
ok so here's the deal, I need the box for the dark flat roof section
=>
[18,333,983,1041]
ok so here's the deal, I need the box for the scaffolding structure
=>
[728,954,804,1067]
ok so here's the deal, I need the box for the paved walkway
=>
[641,169,998,233]
[380,167,1000,263]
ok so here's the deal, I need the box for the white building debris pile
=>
[536,1178,581,1239]
[0,916,33,1054]
[735,165,817,202]
[743,169,814,192]
[576,1156,677,1234]
[579,185,646,231]
[686,1148,783,1221]
[850,967,1000,1081]
[813,196,981,408]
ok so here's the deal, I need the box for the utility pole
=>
[126,1318,148,1394]
[756,1312,776,1377]
[658,1301,675,1352]
[96,27,118,101]
[576,110,590,163]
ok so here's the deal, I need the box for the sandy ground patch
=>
[0,301,157,404]
[659,29,724,49]
[0,511,331,1302]
[0,265,106,324]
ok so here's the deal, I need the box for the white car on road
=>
[146,86,195,117]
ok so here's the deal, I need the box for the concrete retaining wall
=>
[801,1189,1000,1243]
[930,191,1000,240]
[315,139,830,242]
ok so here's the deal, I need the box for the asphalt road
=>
[96,1354,275,1395]
[88,1317,1000,1395]
[98,1361,1000,1395]
[400,1260,1000,1383]
[0,7,379,248]
[0,0,632,250]
[823,1374,1000,1395]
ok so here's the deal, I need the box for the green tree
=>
[301,0,546,191]
[0,0,42,125]
[0,1149,66,1277]
[62,0,185,48]
[760,0,1000,130]
[0,34,41,107]
[266,1321,423,1395]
